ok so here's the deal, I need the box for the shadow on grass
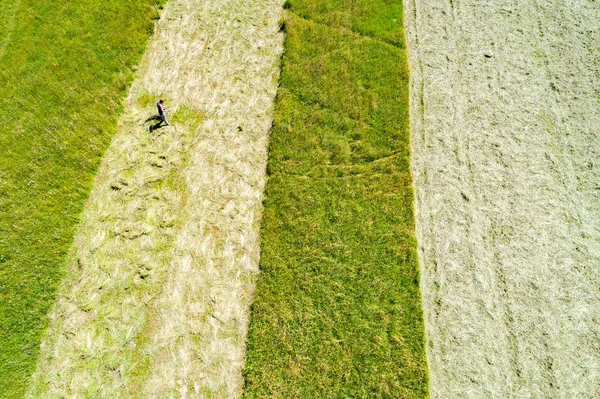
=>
[145,115,166,132]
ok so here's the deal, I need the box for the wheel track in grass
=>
[27,0,284,397]
[0,0,21,61]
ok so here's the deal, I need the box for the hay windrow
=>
[27,0,284,397]
[405,0,600,397]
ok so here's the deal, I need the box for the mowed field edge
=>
[243,1,428,397]
[0,1,164,396]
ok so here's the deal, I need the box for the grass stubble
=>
[404,0,600,397]
[27,0,285,397]
[243,0,429,397]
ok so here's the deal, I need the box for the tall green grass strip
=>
[27,0,284,397]
[0,1,164,397]
[405,0,600,397]
[243,1,428,397]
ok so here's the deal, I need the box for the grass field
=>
[0,1,163,397]
[26,0,285,396]
[243,1,428,397]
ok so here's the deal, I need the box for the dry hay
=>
[404,0,600,397]
[27,0,284,397]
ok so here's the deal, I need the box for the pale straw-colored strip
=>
[27,0,284,397]
[405,0,600,397]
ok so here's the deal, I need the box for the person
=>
[157,99,170,126]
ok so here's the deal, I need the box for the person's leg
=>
[161,113,170,125]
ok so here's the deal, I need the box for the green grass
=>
[243,2,428,398]
[285,0,406,47]
[0,1,164,397]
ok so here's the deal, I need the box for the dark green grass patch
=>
[0,1,163,397]
[284,0,406,47]
[243,6,427,398]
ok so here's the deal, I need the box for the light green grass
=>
[0,1,164,397]
[243,2,428,397]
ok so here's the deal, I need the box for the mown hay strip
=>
[404,0,600,397]
[27,0,284,397]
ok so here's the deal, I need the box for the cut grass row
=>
[0,1,163,397]
[243,1,428,397]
